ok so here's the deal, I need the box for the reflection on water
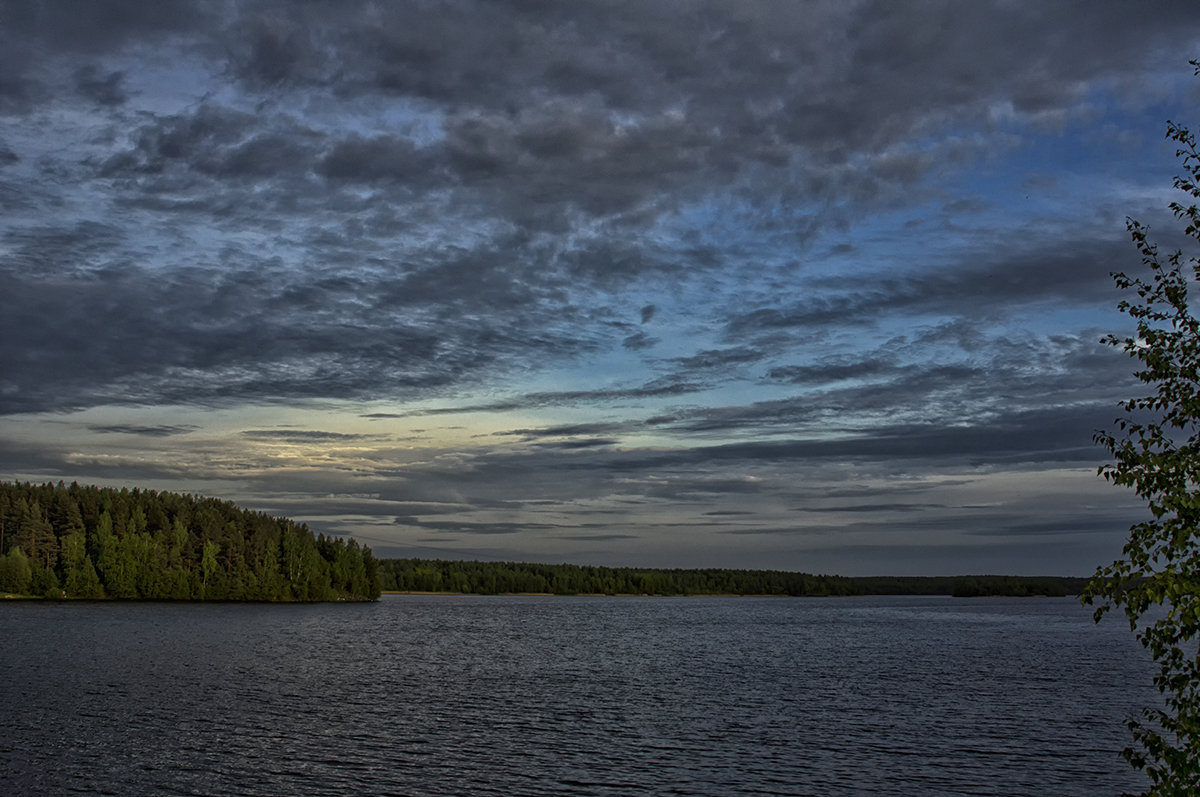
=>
[0,595,1155,796]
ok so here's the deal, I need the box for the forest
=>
[0,481,380,601]
[376,558,1084,597]
[0,480,1083,602]
[376,558,860,596]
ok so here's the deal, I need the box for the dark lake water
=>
[0,594,1157,796]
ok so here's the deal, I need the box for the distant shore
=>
[376,559,1087,598]
[380,590,793,597]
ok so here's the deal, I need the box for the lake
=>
[0,594,1157,796]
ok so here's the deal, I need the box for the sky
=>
[2,0,1200,576]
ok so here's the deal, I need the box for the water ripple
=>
[0,596,1157,796]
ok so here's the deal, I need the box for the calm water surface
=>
[0,595,1157,796]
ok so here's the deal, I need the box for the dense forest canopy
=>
[0,481,380,601]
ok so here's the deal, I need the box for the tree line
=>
[857,574,1085,597]
[0,480,1083,603]
[376,558,1086,597]
[0,481,379,601]
[377,558,859,595]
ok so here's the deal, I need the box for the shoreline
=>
[379,590,1074,599]
[381,590,830,597]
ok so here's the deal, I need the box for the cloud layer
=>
[2,0,1198,574]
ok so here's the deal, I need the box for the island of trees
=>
[0,481,380,601]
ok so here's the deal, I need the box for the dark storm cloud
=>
[653,332,1129,442]
[3,221,128,275]
[568,534,639,542]
[726,238,1126,339]
[971,518,1122,537]
[800,503,947,514]
[0,0,206,50]
[670,347,765,371]
[317,134,434,185]
[622,331,658,351]
[87,424,197,437]
[528,438,620,450]
[395,379,707,418]
[98,103,319,185]
[767,358,899,385]
[2,0,1194,417]
[715,406,1102,464]
[0,231,614,413]
[755,338,1133,428]
[240,430,383,442]
[73,66,128,107]
[5,3,200,112]
[397,520,564,536]
[0,268,460,413]
[498,423,628,440]
[0,0,1196,575]
[812,503,1138,546]
[565,402,1118,473]
[250,497,471,520]
[716,526,829,537]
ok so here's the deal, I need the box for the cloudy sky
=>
[2,1,1199,575]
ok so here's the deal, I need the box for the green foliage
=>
[0,481,380,602]
[30,565,61,599]
[61,532,104,599]
[1084,63,1200,795]
[0,546,33,594]
[12,500,57,570]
